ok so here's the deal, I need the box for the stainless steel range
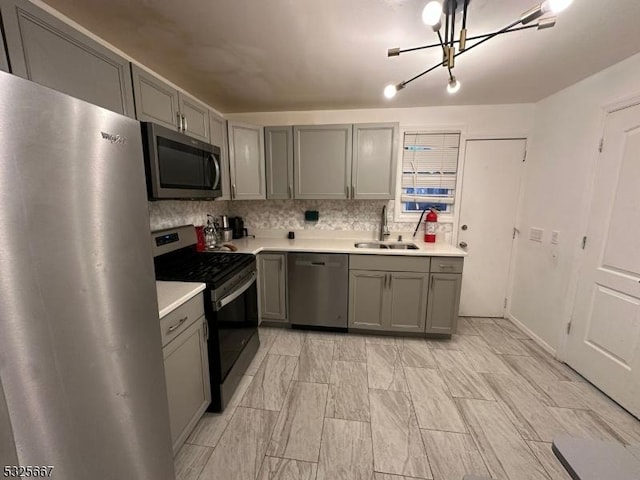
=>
[152,225,259,412]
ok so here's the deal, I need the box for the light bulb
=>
[542,0,573,14]
[447,77,461,94]
[422,1,443,27]
[384,84,397,99]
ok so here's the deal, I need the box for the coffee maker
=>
[229,216,245,239]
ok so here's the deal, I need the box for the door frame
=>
[457,136,528,317]
[556,92,640,361]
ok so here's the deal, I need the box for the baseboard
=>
[507,312,558,358]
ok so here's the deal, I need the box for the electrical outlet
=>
[551,230,560,245]
[529,227,544,242]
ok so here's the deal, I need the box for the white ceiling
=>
[43,0,640,113]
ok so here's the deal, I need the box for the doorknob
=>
[459,241,468,248]
[461,224,468,231]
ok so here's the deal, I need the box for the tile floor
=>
[175,317,640,480]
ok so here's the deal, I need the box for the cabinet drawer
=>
[160,294,205,347]
[430,257,464,274]
[349,254,430,273]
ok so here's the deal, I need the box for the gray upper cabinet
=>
[178,92,209,143]
[131,64,179,130]
[425,273,462,335]
[258,253,288,323]
[1,0,135,117]
[209,111,231,200]
[131,65,210,142]
[294,124,352,199]
[265,126,294,199]
[352,123,399,200]
[228,120,266,200]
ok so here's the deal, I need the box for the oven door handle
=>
[217,272,256,309]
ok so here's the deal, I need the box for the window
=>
[399,132,460,217]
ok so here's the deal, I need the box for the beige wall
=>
[509,52,640,354]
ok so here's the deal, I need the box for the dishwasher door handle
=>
[296,260,340,267]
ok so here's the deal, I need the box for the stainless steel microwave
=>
[141,122,222,200]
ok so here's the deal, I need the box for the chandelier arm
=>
[402,61,443,87]
[453,18,523,60]
[393,23,539,56]
[450,3,456,47]
[462,0,469,29]
[436,30,448,56]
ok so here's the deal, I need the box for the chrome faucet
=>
[379,205,390,241]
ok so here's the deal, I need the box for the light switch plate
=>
[530,227,544,242]
[551,230,560,245]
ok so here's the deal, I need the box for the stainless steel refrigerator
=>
[0,71,175,479]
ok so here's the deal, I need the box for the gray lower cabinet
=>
[0,0,135,117]
[348,255,430,333]
[388,272,429,331]
[209,111,231,200]
[294,124,352,199]
[349,270,428,333]
[425,273,462,335]
[352,123,399,199]
[131,65,210,142]
[228,120,266,200]
[349,269,387,330]
[258,253,287,323]
[265,126,294,199]
[161,294,210,454]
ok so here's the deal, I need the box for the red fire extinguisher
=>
[425,208,438,243]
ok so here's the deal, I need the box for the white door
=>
[458,139,526,317]
[565,103,640,417]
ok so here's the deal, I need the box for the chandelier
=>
[384,0,574,98]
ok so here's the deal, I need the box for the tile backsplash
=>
[148,198,453,243]
[228,200,453,243]
[148,200,229,231]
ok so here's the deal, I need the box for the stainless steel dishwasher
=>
[288,253,349,329]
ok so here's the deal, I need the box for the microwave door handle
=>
[210,154,221,190]
[217,272,256,309]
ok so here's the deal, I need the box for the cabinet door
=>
[352,123,399,199]
[178,92,210,142]
[131,64,179,130]
[349,269,388,330]
[258,253,287,322]
[426,273,462,335]
[228,121,266,200]
[388,272,428,332]
[294,124,352,199]
[1,0,135,117]
[209,111,231,200]
[163,317,211,453]
[265,126,294,199]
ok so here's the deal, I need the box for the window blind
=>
[401,132,460,211]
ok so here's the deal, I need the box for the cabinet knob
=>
[459,241,468,248]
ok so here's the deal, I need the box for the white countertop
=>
[222,237,466,257]
[156,281,206,318]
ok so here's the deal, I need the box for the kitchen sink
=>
[387,243,419,250]
[354,242,387,249]
[354,242,418,250]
